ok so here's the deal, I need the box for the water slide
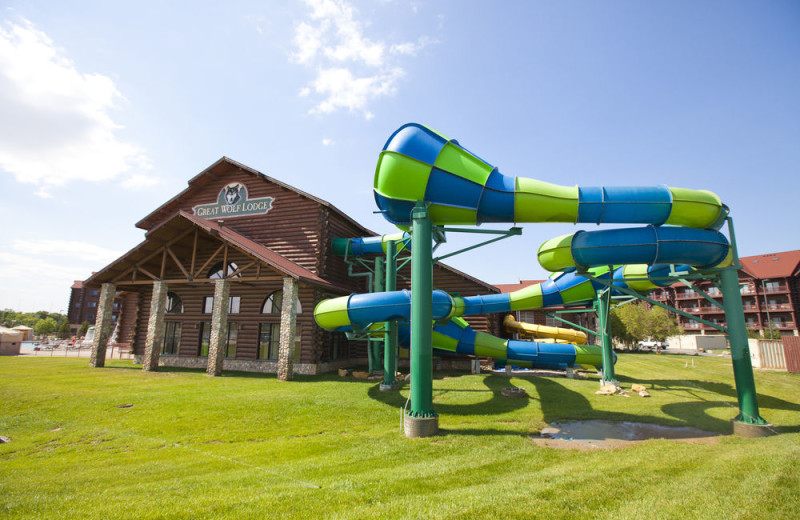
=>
[502,315,588,344]
[314,123,732,370]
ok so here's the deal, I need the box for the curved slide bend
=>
[503,315,588,344]
[314,122,731,370]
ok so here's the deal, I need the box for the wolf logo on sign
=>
[224,184,242,205]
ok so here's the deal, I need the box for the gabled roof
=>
[494,279,545,293]
[740,250,800,279]
[135,156,373,235]
[87,211,349,292]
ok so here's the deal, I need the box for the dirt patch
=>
[532,420,721,450]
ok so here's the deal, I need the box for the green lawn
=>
[1,354,799,519]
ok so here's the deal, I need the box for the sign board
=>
[193,183,274,219]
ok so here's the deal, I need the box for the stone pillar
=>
[90,283,116,368]
[142,281,168,372]
[206,279,230,377]
[277,277,299,382]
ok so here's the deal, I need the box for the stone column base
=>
[731,419,775,438]
[404,415,439,438]
[379,382,399,392]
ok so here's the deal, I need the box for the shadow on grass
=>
[529,376,738,434]
[367,374,531,416]
[616,375,800,432]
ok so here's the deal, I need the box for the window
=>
[198,321,238,358]
[261,290,302,314]
[225,322,238,358]
[162,321,182,355]
[89,289,99,297]
[517,310,536,324]
[257,323,302,360]
[88,302,97,308]
[198,322,211,356]
[208,262,241,279]
[166,292,183,313]
[202,296,240,314]
[229,296,241,314]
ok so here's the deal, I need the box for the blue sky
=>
[1,0,798,312]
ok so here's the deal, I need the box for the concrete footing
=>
[731,419,775,438]
[379,383,399,392]
[404,415,439,438]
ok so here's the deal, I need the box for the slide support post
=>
[369,256,385,374]
[596,287,617,385]
[381,240,399,391]
[406,201,438,437]
[720,265,771,435]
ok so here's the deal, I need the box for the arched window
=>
[207,262,241,279]
[166,292,183,313]
[261,290,302,314]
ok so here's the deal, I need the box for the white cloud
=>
[12,239,121,264]
[322,138,334,146]
[0,18,151,197]
[120,172,159,190]
[292,0,435,118]
[390,36,437,56]
[308,66,403,116]
[0,239,124,311]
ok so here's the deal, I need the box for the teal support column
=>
[369,257,385,374]
[596,288,617,384]
[405,201,438,437]
[381,240,399,391]
[720,266,771,434]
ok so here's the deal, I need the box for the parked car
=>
[638,339,668,349]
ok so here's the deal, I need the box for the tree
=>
[57,320,72,339]
[34,317,58,336]
[646,305,683,343]
[78,320,90,337]
[609,302,682,349]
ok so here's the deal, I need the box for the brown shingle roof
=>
[493,279,546,293]
[740,250,800,279]
[87,211,349,292]
[135,157,373,236]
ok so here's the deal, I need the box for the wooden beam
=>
[122,275,284,286]
[190,228,198,278]
[166,246,191,280]
[137,265,159,281]
[194,243,224,279]
[227,261,255,279]
[160,248,167,279]
[112,267,135,283]
[222,244,229,278]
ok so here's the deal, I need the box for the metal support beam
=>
[432,226,522,263]
[406,202,438,437]
[595,288,616,384]
[381,240,399,391]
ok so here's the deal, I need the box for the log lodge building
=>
[82,157,499,375]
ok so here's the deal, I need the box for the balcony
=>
[740,286,756,295]
[763,284,789,293]
[766,303,793,311]
[774,321,796,330]
[698,306,725,314]
[675,292,699,300]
